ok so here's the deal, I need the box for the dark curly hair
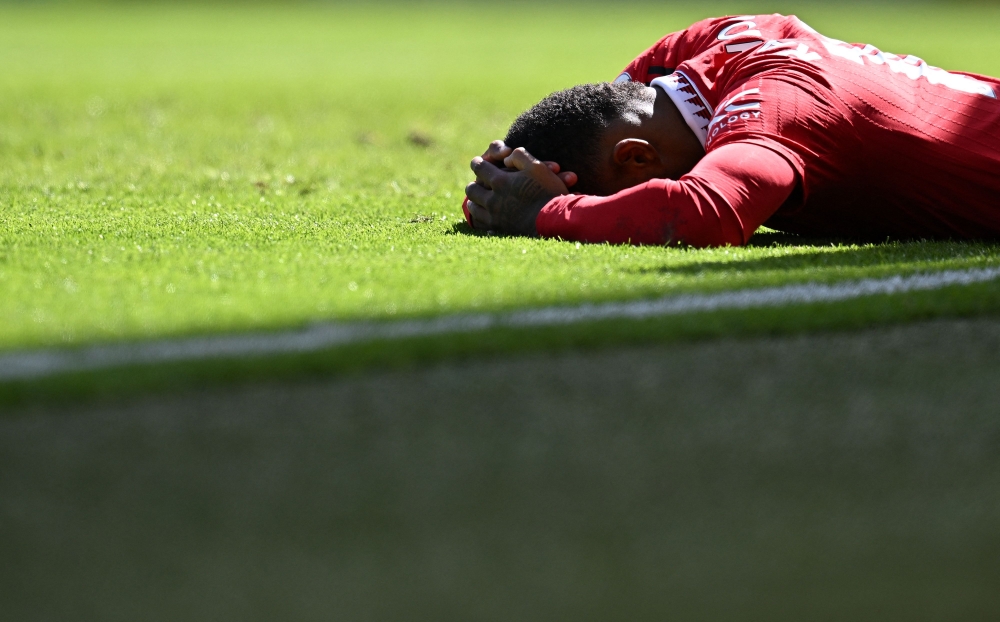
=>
[504,81,650,194]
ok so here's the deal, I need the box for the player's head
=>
[504,81,703,195]
[504,82,650,194]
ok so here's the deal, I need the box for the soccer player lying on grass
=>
[464,14,1000,247]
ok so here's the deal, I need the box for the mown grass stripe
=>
[1,266,998,382]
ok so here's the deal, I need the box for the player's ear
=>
[612,139,659,167]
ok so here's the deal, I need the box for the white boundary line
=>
[1,267,998,382]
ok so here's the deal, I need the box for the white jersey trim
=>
[651,71,714,146]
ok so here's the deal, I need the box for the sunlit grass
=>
[2,2,1000,350]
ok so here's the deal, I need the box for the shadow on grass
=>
[448,222,1000,279]
[448,221,480,236]
[447,221,519,238]
[446,223,855,242]
[745,230,860,247]
[630,239,1000,277]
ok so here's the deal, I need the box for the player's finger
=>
[481,140,513,164]
[558,171,578,188]
[544,161,561,173]
[470,156,506,188]
[465,195,492,230]
[504,147,545,172]
[465,181,494,214]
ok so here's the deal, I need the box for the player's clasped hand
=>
[464,141,577,235]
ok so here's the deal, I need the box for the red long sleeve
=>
[535,142,798,247]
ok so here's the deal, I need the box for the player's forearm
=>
[535,179,744,247]
[535,142,798,247]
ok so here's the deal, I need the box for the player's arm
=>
[537,142,796,246]
[465,142,797,247]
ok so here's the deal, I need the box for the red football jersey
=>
[539,14,1000,242]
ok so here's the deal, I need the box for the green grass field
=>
[3,1,1000,364]
[4,3,1000,619]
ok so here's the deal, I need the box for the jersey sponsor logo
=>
[706,88,763,145]
[717,87,761,111]
[706,109,762,145]
[651,71,714,145]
